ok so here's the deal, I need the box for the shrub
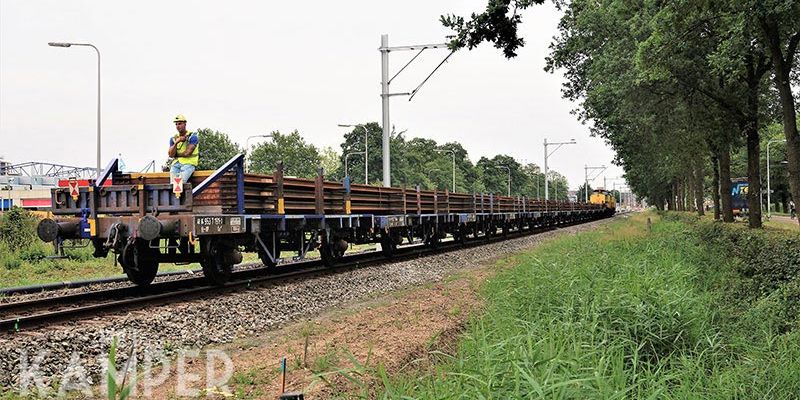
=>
[19,244,49,261]
[690,218,800,294]
[0,207,39,249]
[3,257,21,270]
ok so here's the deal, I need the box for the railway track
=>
[0,216,607,333]
[0,268,201,297]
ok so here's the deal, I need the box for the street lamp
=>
[245,134,274,172]
[767,139,787,218]
[496,165,511,196]
[543,138,576,200]
[435,149,456,192]
[344,151,365,179]
[49,42,101,178]
[584,164,607,202]
[338,124,369,184]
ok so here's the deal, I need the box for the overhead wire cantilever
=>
[408,50,456,101]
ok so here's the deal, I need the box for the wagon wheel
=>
[456,225,468,246]
[201,239,234,285]
[485,224,496,241]
[120,240,159,286]
[424,228,440,248]
[380,230,398,258]
[320,237,346,267]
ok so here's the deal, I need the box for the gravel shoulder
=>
[0,217,617,397]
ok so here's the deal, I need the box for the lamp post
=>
[49,42,101,178]
[338,124,369,184]
[584,164,607,202]
[767,139,787,218]
[344,151,365,179]
[245,134,274,172]
[553,176,558,201]
[435,149,456,192]
[496,165,511,196]
[543,138,576,200]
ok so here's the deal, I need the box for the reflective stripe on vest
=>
[173,132,199,166]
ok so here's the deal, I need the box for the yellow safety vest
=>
[172,132,199,166]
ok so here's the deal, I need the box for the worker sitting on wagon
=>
[168,114,199,186]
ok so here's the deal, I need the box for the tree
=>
[440,0,545,58]
[521,163,545,199]
[753,0,800,225]
[319,146,341,178]
[547,171,569,201]
[338,122,410,186]
[249,131,320,178]
[195,128,242,170]
[335,122,569,196]
[576,183,593,204]
[443,0,789,227]
[637,0,771,226]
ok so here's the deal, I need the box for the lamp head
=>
[48,42,72,47]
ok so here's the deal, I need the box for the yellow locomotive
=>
[589,189,616,216]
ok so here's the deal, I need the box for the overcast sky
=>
[0,0,626,191]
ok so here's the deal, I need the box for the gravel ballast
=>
[0,218,615,391]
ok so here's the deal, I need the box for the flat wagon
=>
[37,155,609,286]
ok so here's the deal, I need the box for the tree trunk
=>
[711,153,721,220]
[685,176,693,212]
[744,118,763,228]
[685,177,692,211]
[668,182,677,211]
[761,20,800,226]
[719,144,734,222]
[694,156,705,216]
[682,178,694,211]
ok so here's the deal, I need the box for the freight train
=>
[37,155,614,286]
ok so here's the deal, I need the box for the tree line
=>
[442,0,800,227]
[191,124,571,200]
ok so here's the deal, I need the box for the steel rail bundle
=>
[36,154,614,287]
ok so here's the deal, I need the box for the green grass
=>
[0,240,205,289]
[765,216,799,231]
[378,213,800,399]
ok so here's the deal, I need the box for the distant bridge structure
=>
[0,161,96,178]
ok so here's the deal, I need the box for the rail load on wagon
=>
[37,154,610,286]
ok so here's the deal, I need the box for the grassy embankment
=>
[377,212,800,398]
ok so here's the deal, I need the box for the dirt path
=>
[144,265,494,399]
